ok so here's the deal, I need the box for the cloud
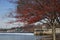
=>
[0,18,24,29]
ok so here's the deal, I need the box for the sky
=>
[0,0,25,29]
[0,0,47,29]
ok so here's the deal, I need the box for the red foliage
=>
[9,0,60,24]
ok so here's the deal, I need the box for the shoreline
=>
[0,33,34,35]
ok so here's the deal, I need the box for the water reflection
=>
[0,33,37,40]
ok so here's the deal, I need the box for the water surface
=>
[0,33,37,40]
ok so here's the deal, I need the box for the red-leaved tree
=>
[8,0,60,24]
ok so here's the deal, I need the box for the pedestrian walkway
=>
[35,34,60,40]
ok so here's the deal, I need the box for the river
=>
[0,33,41,40]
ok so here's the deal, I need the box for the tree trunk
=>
[52,23,56,40]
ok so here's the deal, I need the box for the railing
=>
[34,28,60,35]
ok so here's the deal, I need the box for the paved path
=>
[35,34,60,40]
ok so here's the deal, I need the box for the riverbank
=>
[0,33,34,35]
